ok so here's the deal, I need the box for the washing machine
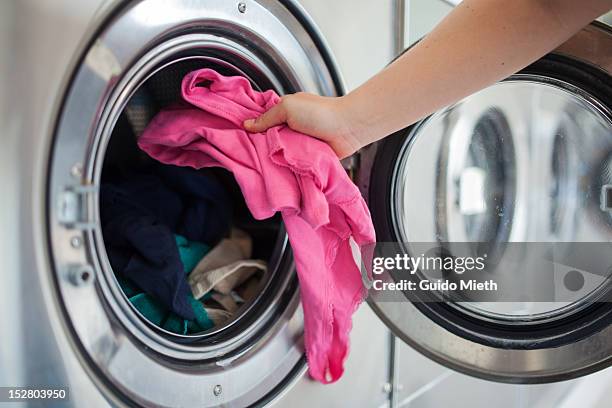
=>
[1,0,611,407]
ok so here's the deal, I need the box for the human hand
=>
[243,92,363,159]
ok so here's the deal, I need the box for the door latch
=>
[601,185,612,212]
[57,184,98,230]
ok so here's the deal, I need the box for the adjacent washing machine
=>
[1,0,611,407]
[362,21,612,383]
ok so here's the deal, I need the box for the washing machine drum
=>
[364,22,612,383]
[49,1,342,406]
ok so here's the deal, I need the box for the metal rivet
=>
[213,384,222,396]
[68,264,95,287]
[70,236,83,248]
[237,2,246,13]
[70,163,83,178]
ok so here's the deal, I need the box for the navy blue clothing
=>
[100,164,231,319]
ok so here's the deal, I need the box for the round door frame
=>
[359,22,612,384]
[47,0,344,406]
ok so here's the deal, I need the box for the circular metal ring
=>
[48,0,342,405]
[362,23,612,383]
[91,36,295,354]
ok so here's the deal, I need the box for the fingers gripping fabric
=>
[138,68,376,383]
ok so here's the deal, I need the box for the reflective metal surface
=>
[393,76,612,319]
[47,0,342,405]
[5,0,610,404]
[363,23,612,383]
[2,1,119,406]
[3,0,400,406]
[93,43,293,348]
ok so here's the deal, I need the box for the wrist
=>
[335,94,372,153]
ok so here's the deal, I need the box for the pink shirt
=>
[138,68,376,383]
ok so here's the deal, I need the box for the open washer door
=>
[361,22,612,383]
[48,0,342,406]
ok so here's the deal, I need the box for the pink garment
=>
[138,68,376,383]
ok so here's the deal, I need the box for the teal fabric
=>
[130,292,167,326]
[117,235,214,334]
[175,234,209,273]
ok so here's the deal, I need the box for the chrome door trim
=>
[555,21,612,73]
[47,0,343,405]
[361,23,612,383]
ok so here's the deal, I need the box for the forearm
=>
[342,0,612,147]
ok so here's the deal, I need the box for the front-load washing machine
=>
[362,20,612,383]
[2,1,393,406]
[1,0,611,407]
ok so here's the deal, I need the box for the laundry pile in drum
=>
[100,162,267,333]
[102,67,375,384]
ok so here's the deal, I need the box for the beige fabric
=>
[210,292,240,313]
[238,275,262,303]
[191,260,267,299]
[205,307,233,326]
[189,228,267,300]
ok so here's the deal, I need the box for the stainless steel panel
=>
[396,367,612,408]
[274,305,392,408]
[391,340,448,406]
[2,0,369,406]
[1,0,116,406]
[406,0,452,46]
[299,0,395,90]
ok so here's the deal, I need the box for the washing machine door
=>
[362,22,612,383]
[48,0,342,406]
